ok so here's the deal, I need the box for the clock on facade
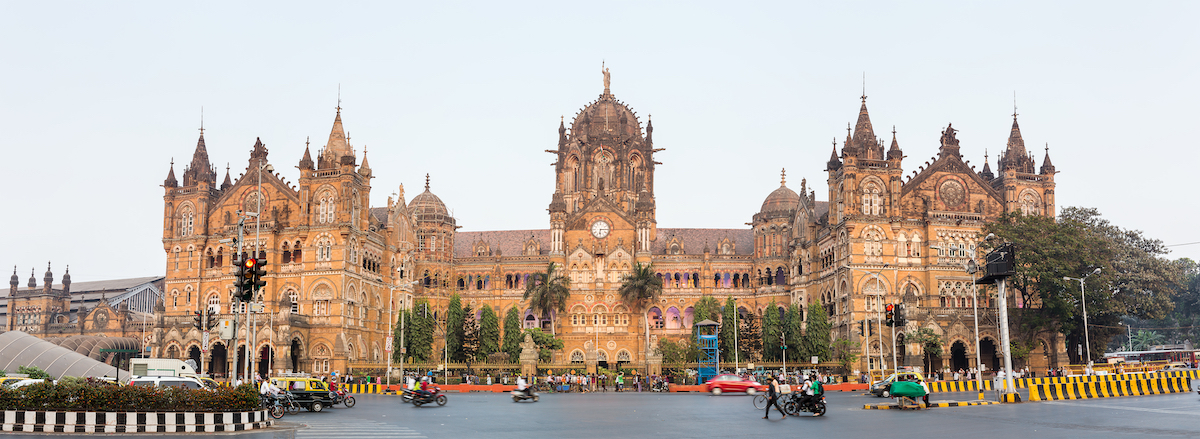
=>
[591,220,610,239]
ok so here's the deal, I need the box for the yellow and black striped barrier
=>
[930,371,1199,393]
[1028,377,1190,401]
[928,380,993,393]
[345,384,388,394]
[863,401,999,410]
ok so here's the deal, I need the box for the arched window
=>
[178,206,194,237]
[289,290,299,314]
[1020,192,1042,216]
[207,294,220,314]
[570,350,585,363]
[318,191,336,224]
[862,182,884,215]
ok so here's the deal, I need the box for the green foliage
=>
[739,312,762,361]
[657,338,698,368]
[907,328,943,371]
[618,262,663,314]
[800,299,831,362]
[405,298,435,363]
[1132,329,1165,350]
[523,328,563,362]
[478,304,500,360]
[18,366,50,380]
[831,337,861,376]
[784,304,804,354]
[524,262,571,333]
[391,308,406,364]
[719,297,738,362]
[0,378,258,411]
[982,208,1184,363]
[446,294,464,362]
[458,304,479,362]
[762,299,782,361]
[502,306,523,360]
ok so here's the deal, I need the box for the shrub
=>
[18,366,51,380]
[0,378,259,412]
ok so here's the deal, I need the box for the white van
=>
[127,376,207,390]
[130,358,198,378]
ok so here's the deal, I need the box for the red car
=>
[705,374,764,395]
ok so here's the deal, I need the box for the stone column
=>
[519,333,539,377]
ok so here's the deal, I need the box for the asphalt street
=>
[7,391,1199,438]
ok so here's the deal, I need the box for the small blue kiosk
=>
[695,319,719,384]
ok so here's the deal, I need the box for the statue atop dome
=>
[602,61,611,91]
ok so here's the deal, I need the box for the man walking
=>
[763,375,786,419]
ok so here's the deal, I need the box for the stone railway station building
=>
[150,72,1067,378]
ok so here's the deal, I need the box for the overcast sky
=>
[2,1,1198,282]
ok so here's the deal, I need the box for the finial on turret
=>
[780,168,786,186]
[425,173,430,191]
[1013,91,1018,120]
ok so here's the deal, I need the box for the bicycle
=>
[752,393,768,410]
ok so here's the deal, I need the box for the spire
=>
[780,168,787,186]
[558,116,567,147]
[424,173,431,191]
[999,114,1035,173]
[9,266,18,291]
[646,115,654,145]
[324,105,351,161]
[980,149,994,180]
[1040,143,1056,174]
[221,163,232,190]
[887,125,903,160]
[28,268,36,288]
[250,136,269,165]
[851,95,877,156]
[359,145,372,177]
[182,131,215,186]
[826,139,842,171]
[164,158,178,187]
[43,261,53,291]
[299,136,314,170]
[62,265,71,294]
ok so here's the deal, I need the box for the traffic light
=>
[885,303,895,327]
[251,257,268,292]
[896,303,907,327]
[858,320,865,336]
[238,257,258,301]
[205,310,218,330]
[193,311,203,329]
[234,256,248,301]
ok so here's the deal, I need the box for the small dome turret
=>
[409,174,455,226]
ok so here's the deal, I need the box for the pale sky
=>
[2,1,1198,282]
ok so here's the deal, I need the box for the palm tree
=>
[618,262,664,372]
[523,262,571,335]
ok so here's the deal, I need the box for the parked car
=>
[270,377,335,412]
[127,376,206,390]
[704,374,764,395]
[0,376,29,388]
[4,379,49,389]
[870,371,925,398]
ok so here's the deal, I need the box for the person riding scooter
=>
[516,375,533,397]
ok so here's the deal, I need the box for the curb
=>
[863,401,1000,410]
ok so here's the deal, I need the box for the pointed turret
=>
[164,159,178,187]
[826,140,842,171]
[852,97,876,148]
[27,268,36,288]
[43,262,52,293]
[999,116,1035,173]
[359,147,372,177]
[182,132,216,186]
[221,164,232,190]
[249,137,268,167]
[646,115,654,146]
[299,137,315,170]
[558,116,568,148]
[980,150,994,180]
[887,126,903,160]
[322,106,354,167]
[62,265,71,294]
[1040,143,1056,174]
[9,266,18,296]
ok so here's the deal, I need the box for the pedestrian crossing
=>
[298,420,426,438]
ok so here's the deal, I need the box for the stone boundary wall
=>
[1,409,272,433]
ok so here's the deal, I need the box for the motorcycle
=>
[511,389,539,402]
[330,387,356,408]
[783,394,827,417]
[411,387,448,407]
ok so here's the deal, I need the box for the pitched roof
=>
[454,230,551,257]
[652,228,753,255]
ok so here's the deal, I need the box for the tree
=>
[906,328,943,373]
[720,297,738,364]
[391,308,407,364]
[17,365,50,380]
[800,298,831,362]
[618,262,664,368]
[524,262,571,334]
[1132,329,1165,350]
[691,296,721,336]
[982,208,1183,363]
[523,328,564,362]
[762,300,782,361]
[446,293,464,362]
[831,337,861,378]
[739,312,763,361]
[459,304,479,363]
[405,299,435,363]
[502,306,523,360]
[784,304,804,355]
[478,304,500,360]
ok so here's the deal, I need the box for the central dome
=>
[569,93,643,143]
[408,175,455,226]
[759,170,800,214]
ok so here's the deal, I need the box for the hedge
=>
[0,378,259,412]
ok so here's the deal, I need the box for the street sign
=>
[202,332,210,347]
[385,338,393,352]
[811,356,819,364]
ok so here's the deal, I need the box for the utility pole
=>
[234,211,245,385]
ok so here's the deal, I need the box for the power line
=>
[1165,241,1200,247]
[1089,323,1200,331]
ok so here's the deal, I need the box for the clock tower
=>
[547,67,660,270]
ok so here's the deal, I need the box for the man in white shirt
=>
[516,376,532,397]
[259,379,281,400]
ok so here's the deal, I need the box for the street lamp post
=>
[850,265,890,376]
[1064,267,1102,368]
[964,259,985,400]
